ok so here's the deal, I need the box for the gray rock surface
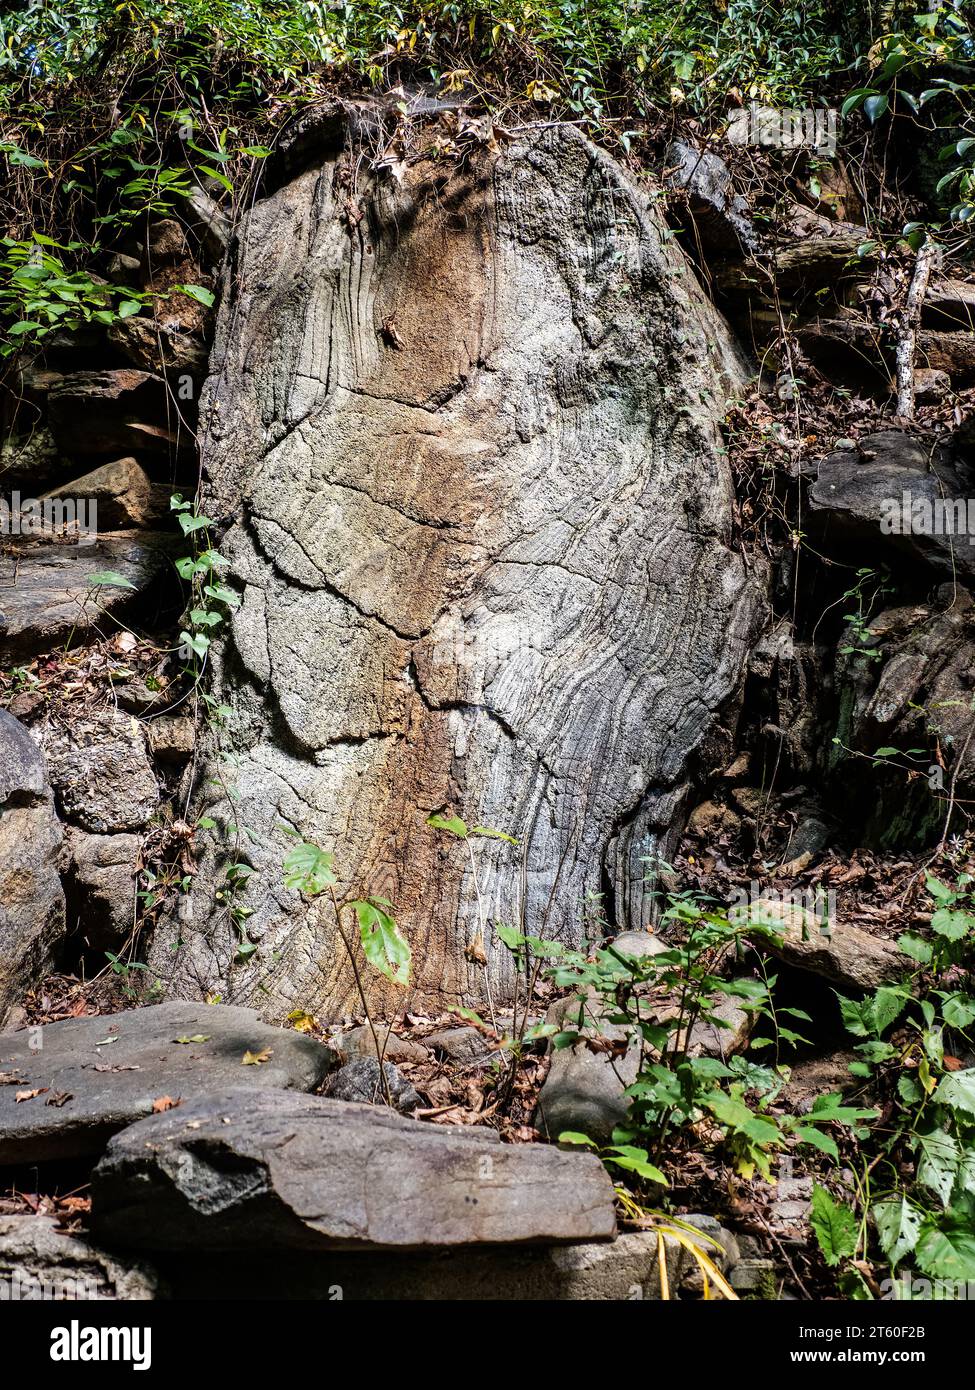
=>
[425,1025,493,1062]
[0,532,174,657]
[40,457,160,530]
[152,121,762,1022]
[91,1086,617,1251]
[60,828,141,950]
[733,899,907,991]
[333,1023,429,1064]
[0,1002,336,1164]
[325,1057,420,1113]
[665,140,758,254]
[39,708,159,834]
[0,1215,161,1300]
[534,992,638,1144]
[809,430,975,578]
[0,712,64,1028]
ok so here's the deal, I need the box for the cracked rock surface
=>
[152,122,763,1018]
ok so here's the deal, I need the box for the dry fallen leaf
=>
[14,1088,48,1103]
[242,1047,272,1066]
[45,1091,73,1107]
[173,1035,210,1045]
[286,1010,316,1035]
[151,1095,181,1113]
[0,1071,24,1085]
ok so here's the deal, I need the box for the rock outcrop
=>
[152,119,763,1019]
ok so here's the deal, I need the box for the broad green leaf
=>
[282,842,336,896]
[873,1196,922,1268]
[931,909,973,941]
[810,1185,857,1266]
[915,1214,975,1282]
[917,1129,960,1207]
[936,1069,975,1118]
[353,899,410,986]
[88,570,136,591]
[557,1131,597,1147]
[426,813,467,838]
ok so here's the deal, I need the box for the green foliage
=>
[0,234,147,356]
[498,881,873,1188]
[833,872,975,1292]
[842,4,975,224]
[811,1184,858,1266]
[281,837,412,988]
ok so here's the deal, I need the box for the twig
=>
[895,238,936,419]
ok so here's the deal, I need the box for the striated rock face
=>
[152,122,763,1019]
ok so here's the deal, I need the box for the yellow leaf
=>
[242,1047,272,1066]
[286,1010,316,1034]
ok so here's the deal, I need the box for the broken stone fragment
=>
[732,898,907,991]
[325,1056,420,1113]
[90,1087,617,1251]
[40,456,160,531]
[60,827,141,951]
[332,1023,430,1065]
[39,708,160,834]
[0,531,175,658]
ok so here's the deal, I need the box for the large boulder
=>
[91,1087,616,1251]
[0,1002,336,1164]
[809,430,975,579]
[0,711,64,1027]
[151,120,762,1019]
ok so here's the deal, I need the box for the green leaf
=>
[810,1185,858,1266]
[942,993,975,1029]
[282,842,336,896]
[795,1125,839,1160]
[863,93,890,123]
[353,899,410,986]
[936,1069,975,1118]
[917,1129,960,1207]
[897,932,933,964]
[915,1213,975,1282]
[87,570,136,591]
[874,1196,922,1268]
[470,825,519,844]
[426,813,468,839]
[557,1131,597,1148]
[176,284,215,308]
[931,909,973,941]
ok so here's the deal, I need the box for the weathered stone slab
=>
[0,1215,160,1300]
[0,711,64,1028]
[0,532,175,657]
[0,1003,336,1165]
[91,1087,616,1251]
